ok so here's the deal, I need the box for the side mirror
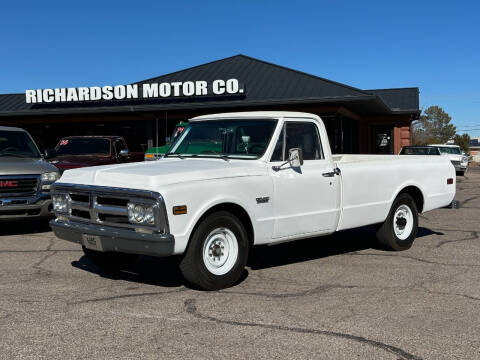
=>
[119,149,130,157]
[288,148,303,168]
[44,148,56,159]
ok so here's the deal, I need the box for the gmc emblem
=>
[0,180,19,188]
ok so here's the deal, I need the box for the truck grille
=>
[52,184,168,233]
[0,175,40,198]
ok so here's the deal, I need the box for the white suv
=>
[429,144,469,175]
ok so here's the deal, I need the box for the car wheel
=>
[376,193,418,251]
[82,246,138,270]
[180,211,249,290]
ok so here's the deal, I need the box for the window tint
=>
[114,140,127,155]
[56,138,111,155]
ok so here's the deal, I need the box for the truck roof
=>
[429,144,460,148]
[191,111,321,122]
[0,126,27,132]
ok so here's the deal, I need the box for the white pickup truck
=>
[50,111,456,290]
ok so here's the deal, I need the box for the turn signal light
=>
[173,205,187,215]
[447,178,454,185]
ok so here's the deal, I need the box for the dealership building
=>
[0,55,419,154]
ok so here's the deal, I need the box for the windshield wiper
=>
[164,153,186,159]
[198,150,230,161]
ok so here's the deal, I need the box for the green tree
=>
[412,106,456,145]
[454,133,471,153]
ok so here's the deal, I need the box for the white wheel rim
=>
[202,227,239,276]
[393,204,414,240]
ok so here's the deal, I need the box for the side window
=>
[284,122,323,160]
[114,140,127,155]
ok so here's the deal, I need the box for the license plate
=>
[82,234,103,251]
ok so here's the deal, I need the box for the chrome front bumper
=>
[0,193,52,220]
[50,219,175,257]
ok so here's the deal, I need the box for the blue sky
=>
[1,1,479,136]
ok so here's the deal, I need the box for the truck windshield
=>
[0,130,41,158]
[437,146,461,155]
[55,138,111,156]
[166,119,277,159]
[400,147,439,155]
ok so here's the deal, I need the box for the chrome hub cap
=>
[203,227,238,275]
[393,204,413,240]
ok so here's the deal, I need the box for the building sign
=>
[25,79,244,104]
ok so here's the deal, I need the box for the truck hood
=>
[0,157,58,175]
[58,158,267,190]
[49,155,113,170]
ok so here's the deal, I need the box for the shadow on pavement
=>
[70,224,441,288]
[71,255,185,288]
[0,218,53,236]
[417,227,444,238]
[248,225,378,270]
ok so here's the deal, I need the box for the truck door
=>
[269,120,341,239]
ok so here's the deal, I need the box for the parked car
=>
[144,122,188,160]
[47,136,144,173]
[0,126,59,221]
[399,146,441,155]
[429,144,469,175]
[50,111,455,290]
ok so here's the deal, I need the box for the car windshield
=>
[437,146,461,155]
[166,119,277,159]
[0,130,41,158]
[55,138,111,156]
[400,147,439,155]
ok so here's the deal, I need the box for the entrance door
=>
[269,121,341,239]
[371,125,393,154]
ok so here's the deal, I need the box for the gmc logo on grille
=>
[0,180,19,188]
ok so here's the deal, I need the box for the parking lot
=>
[0,169,478,360]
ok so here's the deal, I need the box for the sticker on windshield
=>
[59,139,69,146]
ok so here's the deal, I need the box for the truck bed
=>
[332,154,455,232]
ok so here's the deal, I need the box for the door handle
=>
[322,167,341,177]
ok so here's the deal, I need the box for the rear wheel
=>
[180,211,249,290]
[82,247,138,270]
[376,193,418,251]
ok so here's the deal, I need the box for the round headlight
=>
[145,207,155,224]
[133,205,145,223]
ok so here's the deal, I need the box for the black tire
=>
[82,247,138,270]
[376,193,418,251]
[180,211,249,290]
[458,170,465,176]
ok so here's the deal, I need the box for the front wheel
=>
[376,193,418,251]
[180,211,249,290]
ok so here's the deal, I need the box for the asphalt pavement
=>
[0,168,479,359]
